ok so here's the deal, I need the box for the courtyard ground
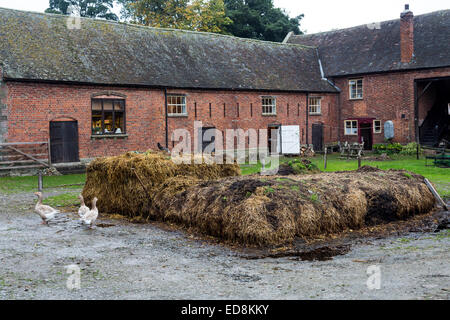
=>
[0,155,449,299]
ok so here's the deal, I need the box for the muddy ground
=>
[0,188,449,300]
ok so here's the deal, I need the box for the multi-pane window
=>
[168,95,187,116]
[309,97,322,115]
[349,79,363,99]
[92,99,125,135]
[344,120,358,135]
[373,120,382,133]
[262,97,276,115]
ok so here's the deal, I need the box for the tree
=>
[224,0,303,42]
[119,0,231,33]
[45,0,119,21]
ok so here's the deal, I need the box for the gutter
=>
[282,31,294,44]
[316,48,342,92]
[2,77,339,94]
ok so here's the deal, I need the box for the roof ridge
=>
[0,6,314,49]
[294,8,450,38]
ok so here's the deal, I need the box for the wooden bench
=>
[425,147,450,167]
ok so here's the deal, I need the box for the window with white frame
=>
[262,97,276,115]
[309,97,322,115]
[344,120,358,135]
[373,120,382,133]
[349,79,363,99]
[167,95,187,116]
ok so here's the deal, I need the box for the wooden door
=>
[50,121,79,163]
[201,127,216,153]
[359,123,373,150]
[312,123,323,152]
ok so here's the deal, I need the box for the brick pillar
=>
[400,5,414,63]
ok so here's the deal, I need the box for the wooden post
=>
[38,172,43,192]
[416,142,419,160]
[357,155,361,169]
[47,138,52,166]
[324,147,327,170]
[424,178,448,211]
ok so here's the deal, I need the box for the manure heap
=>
[83,153,436,246]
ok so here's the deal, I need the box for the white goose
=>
[78,194,90,218]
[34,192,60,225]
[81,197,98,229]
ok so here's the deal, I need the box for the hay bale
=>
[82,152,240,217]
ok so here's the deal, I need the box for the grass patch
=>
[241,154,450,197]
[42,193,81,208]
[0,174,86,194]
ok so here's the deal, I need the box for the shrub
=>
[400,142,423,155]
[374,143,403,155]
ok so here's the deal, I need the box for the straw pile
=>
[82,152,240,217]
[83,154,436,246]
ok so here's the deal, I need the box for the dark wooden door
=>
[50,121,79,163]
[312,124,323,152]
[360,123,373,150]
[201,127,216,153]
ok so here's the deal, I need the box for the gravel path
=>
[0,189,449,300]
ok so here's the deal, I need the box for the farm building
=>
[0,5,449,164]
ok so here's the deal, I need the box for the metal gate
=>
[50,121,79,163]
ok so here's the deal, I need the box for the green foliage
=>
[45,0,118,20]
[403,172,412,179]
[373,143,403,155]
[400,142,423,155]
[119,0,232,33]
[224,0,303,42]
[310,193,318,202]
[288,159,319,174]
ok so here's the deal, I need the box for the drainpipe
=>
[164,88,169,148]
[306,93,309,145]
[316,48,342,143]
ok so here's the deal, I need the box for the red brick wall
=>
[4,81,339,159]
[334,67,450,145]
[4,82,166,159]
[166,89,339,150]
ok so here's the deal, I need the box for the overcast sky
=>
[0,0,448,34]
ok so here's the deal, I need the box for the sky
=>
[0,0,448,34]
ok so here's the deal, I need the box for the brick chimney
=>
[400,4,414,63]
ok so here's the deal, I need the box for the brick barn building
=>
[0,5,449,164]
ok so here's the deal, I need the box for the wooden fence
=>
[0,140,51,171]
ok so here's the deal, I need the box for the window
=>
[349,79,363,99]
[168,95,187,116]
[262,97,276,115]
[309,97,322,115]
[373,120,382,133]
[344,120,358,135]
[92,99,125,135]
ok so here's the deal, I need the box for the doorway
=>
[268,124,281,154]
[359,123,373,150]
[312,123,323,152]
[201,127,216,153]
[50,121,80,163]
